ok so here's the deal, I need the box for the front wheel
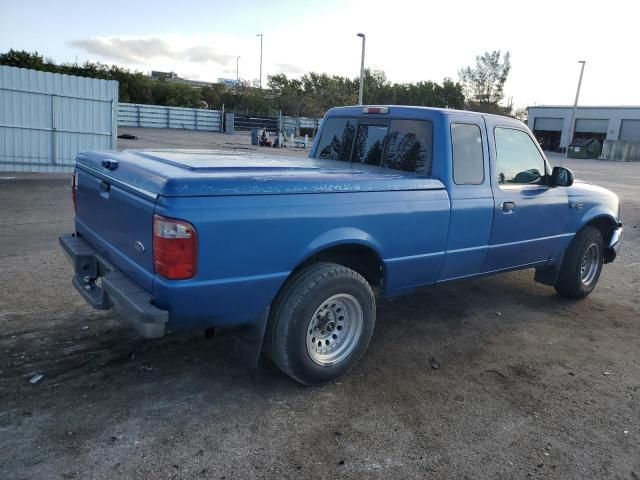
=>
[555,226,604,299]
[268,262,376,385]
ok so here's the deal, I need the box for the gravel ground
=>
[1,131,639,479]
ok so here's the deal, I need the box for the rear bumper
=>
[59,233,168,338]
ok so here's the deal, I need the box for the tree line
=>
[1,49,519,119]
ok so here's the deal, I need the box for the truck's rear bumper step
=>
[59,234,168,339]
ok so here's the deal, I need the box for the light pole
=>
[236,56,240,94]
[357,33,366,105]
[566,60,586,158]
[257,33,263,89]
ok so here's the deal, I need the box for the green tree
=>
[0,49,51,71]
[459,50,511,114]
[268,74,304,116]
[200,84,225,109]
[151,82,202,108]
[1,49,474,115]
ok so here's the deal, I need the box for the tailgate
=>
[74,167,157,292]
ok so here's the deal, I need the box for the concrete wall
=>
[528,106,640,148]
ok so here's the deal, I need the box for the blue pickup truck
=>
[60,105,622,385]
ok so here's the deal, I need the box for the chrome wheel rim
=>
[306,294,364,366]
[580,243,600,286]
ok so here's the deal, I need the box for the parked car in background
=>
[60,106,622,385]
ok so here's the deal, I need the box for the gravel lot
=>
[116,127,311,157]
[1,129,639,479]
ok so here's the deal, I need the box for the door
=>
[483,121,569,272]
[438,117,494,281]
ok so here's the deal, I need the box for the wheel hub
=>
[316,311,336,334]
[580,242,600,287]
[306,294,364,366]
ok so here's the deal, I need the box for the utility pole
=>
[357,33,366,105]
[257,33,263,89]
[566,60,586,159]
[236,56,240,95]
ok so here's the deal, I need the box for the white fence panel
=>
[118,103,222,132]
[0,66,118,173]
[281,115,320,135]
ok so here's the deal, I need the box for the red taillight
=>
[71,171,78,213]
[153,215,197,280]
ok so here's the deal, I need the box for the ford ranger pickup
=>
[60,105,622,385]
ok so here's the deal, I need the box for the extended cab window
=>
[316,118,357,162]
[451,123,484,184]
[495,128,546,185]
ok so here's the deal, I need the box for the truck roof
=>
[325,105,525,126]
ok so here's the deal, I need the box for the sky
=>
[2,0,638,108]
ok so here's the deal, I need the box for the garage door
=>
[575,119,608,133]
[619,119,640,142]
[534,117,563,131]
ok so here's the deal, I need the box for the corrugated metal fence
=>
[118,103,222,131]
[0,66,118,173]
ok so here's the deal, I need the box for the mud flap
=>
[534,262,561,286]
[233,307,270,368]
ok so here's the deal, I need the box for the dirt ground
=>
[1,129,639,479]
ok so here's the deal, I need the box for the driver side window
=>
[494,127,546,185]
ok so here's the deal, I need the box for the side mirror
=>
[551,166,574,187]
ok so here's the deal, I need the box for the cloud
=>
[69,37,233,66]
[275,63,306,75]
[183,46,233,65]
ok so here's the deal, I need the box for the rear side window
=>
[316,118,357,162]
[451,123,484,184]
[384,120,432,174]
[314,117,433,174]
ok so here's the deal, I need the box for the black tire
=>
[268,262,376,386]
[554,226,604,299]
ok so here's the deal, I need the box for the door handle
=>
[501,201,516,213]
[99,180,110,199]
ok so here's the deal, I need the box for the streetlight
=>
[357,33,366,105]
[236,56,241,94]
[257,33,263,89]
[566,60,586,158]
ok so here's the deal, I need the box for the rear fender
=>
[301,227,385,269]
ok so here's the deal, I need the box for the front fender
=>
[579,205,618,228]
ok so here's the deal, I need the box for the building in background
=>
[217,78,238,88]
[528,106,640,161]
[149,70,215,88]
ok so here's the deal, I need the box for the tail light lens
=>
[71,171,78,213]
[153,215,197,280]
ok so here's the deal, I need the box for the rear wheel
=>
[555,226,604,299]
[268,262,376,385]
